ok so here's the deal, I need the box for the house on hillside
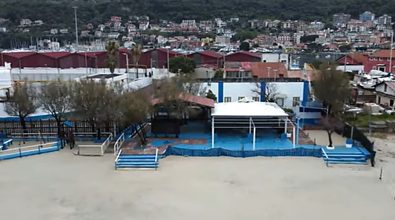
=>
[365,50,395,73]
[336,53,368,73]
[375,81,395,107]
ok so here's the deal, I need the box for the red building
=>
[139,48,182,68]
[1,52,36,68]
[20,53,59,68]
[58,53,95,69]
[225,51,261,62]
[187,50,224,68]
[338,50,395,73]
[0,48,182,70]
[364,50,395,73]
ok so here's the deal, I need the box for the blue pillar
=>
[260,81,266,102]
[218,81,224,103]
[302,80,310,106]
[296,118,300,145]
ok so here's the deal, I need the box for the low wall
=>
[77,134,113,156]
[163,147,322,158]
[78,144,104,156]
[0,142,60,161]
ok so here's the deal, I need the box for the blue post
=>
[296,118,300,146]
[302,80,310,106]
[218,81,224,103]
[260,81,266,102]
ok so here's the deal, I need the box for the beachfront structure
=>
[200,80,322,125]
[211,101,295,149]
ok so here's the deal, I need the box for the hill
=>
[0,0,395,26]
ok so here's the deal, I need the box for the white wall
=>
[262,53,289,68]
[336,65,364,73]
[0,63,12,90]
[199,81,304,109]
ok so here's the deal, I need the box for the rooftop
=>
[212,101,288,117]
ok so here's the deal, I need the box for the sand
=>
[304,130,347,146]
[1,146,395,220]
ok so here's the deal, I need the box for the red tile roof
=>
[151,93,214,108]
[371,50,395,58]
[251,62,288,78]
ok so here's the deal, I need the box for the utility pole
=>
[73,6,79,50]
[390,30,394,73]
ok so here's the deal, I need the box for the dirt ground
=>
[1,145,395,220]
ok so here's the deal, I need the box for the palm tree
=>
[105,41,119,74]
[131,44,142,78]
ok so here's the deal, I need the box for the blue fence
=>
[163,147,322,158]
[0,142,60,161]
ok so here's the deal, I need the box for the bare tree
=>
[39,80,72,137]
[251,81,279,102]
[5,82,39,133]
[314,63,351,148]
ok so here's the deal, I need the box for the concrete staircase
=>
[115,154,161,169]
[322,147,370,165]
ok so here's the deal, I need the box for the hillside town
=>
[0,11,393,52]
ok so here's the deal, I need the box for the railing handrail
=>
[321,148,329,167]
[0,141,58,155]
[113,132,125,156]
[155,148,159,162]
[115,149,122,163]
[101,133,113,155]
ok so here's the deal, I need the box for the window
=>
[252,96,260,102]
[238,96,245,101]
[390,99,394,107]
[224,97,232,102]
[378,96,381,104]
[378,65,386,72]
[384,84,387,92]
[292,97,300,107]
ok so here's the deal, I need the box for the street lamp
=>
[122,53,129,73]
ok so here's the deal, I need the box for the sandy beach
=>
[1,144,395,220]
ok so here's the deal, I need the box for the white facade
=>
[375,82,395,107]
[336,65,364,73]
[201,81,304,109]
[261,53,289,69]
[0,63,12,97]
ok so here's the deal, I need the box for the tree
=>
[169,56,196,74]
[131,43,142,78]
[206,90,217,101]
[251,82,279,102]
[5,82,39,133]
[39,80,71,137]
[70,79,115,139]
[313,64,351,148]
[239,41,250,51]
[120,90,153,145]
[106,41,119,74]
